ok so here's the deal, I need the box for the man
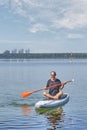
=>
[43,71,64,100]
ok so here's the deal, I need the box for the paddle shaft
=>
[31,80,72,93]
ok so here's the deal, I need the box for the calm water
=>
[0,59,87,130]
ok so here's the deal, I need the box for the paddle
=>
[21,79,74,98]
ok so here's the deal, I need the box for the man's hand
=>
[60,82,65,89]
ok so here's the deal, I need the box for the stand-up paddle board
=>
[35,93,69,108]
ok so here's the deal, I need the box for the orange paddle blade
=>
[21,92,32,98]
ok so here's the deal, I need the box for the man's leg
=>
[43,91,63,100]
[43,92,54,99]
[53,91,63,100]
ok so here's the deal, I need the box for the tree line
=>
[0,52,87,59]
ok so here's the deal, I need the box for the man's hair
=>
[50,71,56,76]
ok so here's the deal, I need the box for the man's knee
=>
[55,91,63,99]
[60,91,63,95]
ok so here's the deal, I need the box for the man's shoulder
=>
[47,79,51,82]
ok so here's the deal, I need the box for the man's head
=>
[50,71,56,77]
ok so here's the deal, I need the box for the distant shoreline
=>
[0,53,87,59]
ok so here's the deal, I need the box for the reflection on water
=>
[46,107,64,129]
[36,107,64,130]
[21,104,32,116]
[21,105,64,129]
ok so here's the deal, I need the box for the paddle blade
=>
[21,92,32,98]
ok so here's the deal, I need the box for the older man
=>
[43,71,64,100]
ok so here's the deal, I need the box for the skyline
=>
[0,0,87,53]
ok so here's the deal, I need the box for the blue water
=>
[0,59,87,130]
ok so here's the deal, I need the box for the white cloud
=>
[57,0,87,29]
[67,33,83,39]
[1,0,87,31]
[29,23,50,33]
[53,13,87,29]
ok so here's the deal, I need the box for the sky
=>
[0,0,87,53]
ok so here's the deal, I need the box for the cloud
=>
[29,23,50,33]
[67,33,83,39]
[53,0,87,29]
[53,13,87,29]
[0,0,87,31]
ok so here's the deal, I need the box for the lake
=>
[0,59,87,130]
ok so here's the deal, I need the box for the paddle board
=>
[35,93,69,108]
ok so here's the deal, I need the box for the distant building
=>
[25,49,30,54]
[18,49,24,54]
[3,50,10,54]
[11,49,17,54]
